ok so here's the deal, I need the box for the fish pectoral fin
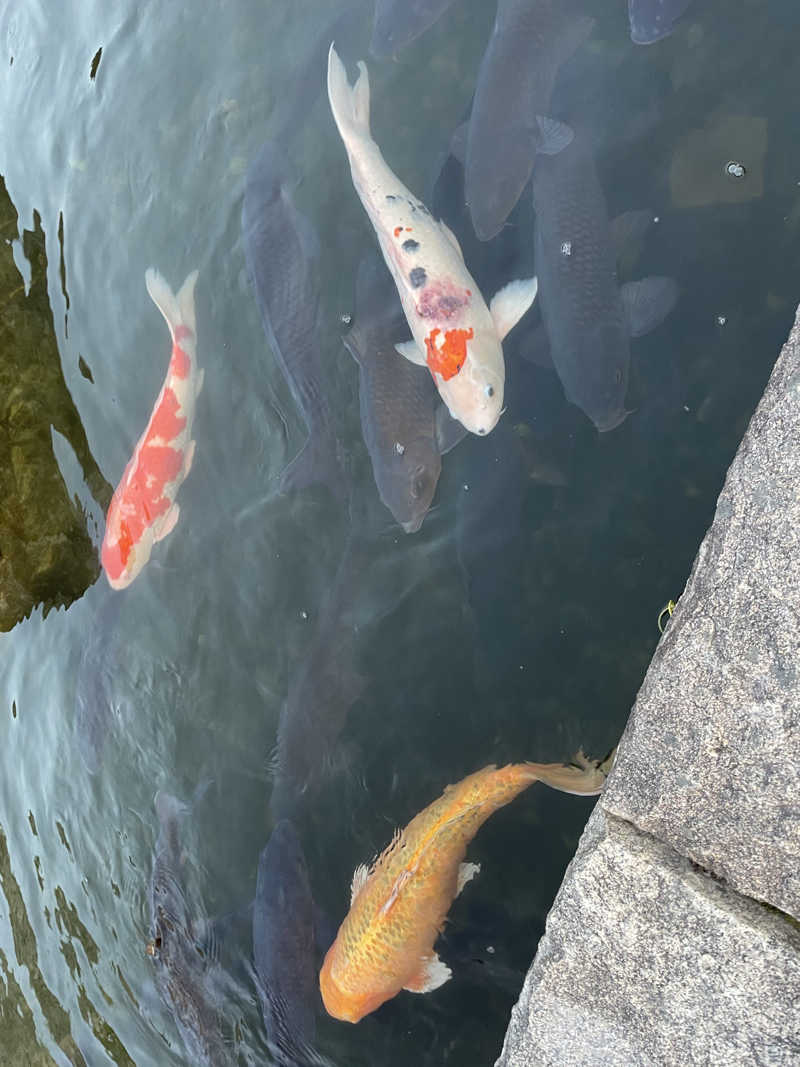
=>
[195,367,205,398]
[449,121,468,165]
[403,952,452,995]
[350,863,370,905]
[438,219,464,259]
[154,503,180,543]
[609,209,654,259]
[489,277,538,340]
[535,116,574,156]
[395,340,427,367]
[435,404,467,455]
[456,861,481,897]
[621,276,679,338]
[182,440,196,478]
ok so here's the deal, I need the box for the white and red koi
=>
[101,269,202,590]
[327,43,536,436]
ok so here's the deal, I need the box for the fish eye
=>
[485,385,494,398]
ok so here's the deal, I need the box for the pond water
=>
[1,0,799,1063]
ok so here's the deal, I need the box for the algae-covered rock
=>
[0,175,112,629]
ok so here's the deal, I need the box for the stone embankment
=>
[497,309,800,1066]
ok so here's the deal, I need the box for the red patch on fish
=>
[416,280,471,320]
[425,327,473,381]
[170,343,190,379]
[393,226,412,238]
[102,387,187,579]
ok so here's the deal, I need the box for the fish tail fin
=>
[522,751,612,796]
[145,267,199,341]
[280,425,346,497]
[327,43,371,148]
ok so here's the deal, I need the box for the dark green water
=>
[1,0,799,1063]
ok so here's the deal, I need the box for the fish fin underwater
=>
[394,339,426,366]
[145,267,198,341]
[456,861,480,896]
[489,277,538,340]
[279,425,346,497]
[154,502,179,542]
[621,276,680,338]
[326,43,371,146]
[435,403,467,454]
[350,863,370,904]
[534,115,574,156]
[402,952,452,994]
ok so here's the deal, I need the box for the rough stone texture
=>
[0,176,112,628]
[497,811,800,1067]
[498,312,800,1064]
[602,308,800,920]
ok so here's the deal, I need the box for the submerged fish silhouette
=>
[147,789,233,1066]
[252,820,330,1067]
[465,0,593,241]
[345,253,465,534]
[319,755,609,1022]
[532,130,678,431]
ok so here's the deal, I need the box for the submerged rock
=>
[0,177,111,629]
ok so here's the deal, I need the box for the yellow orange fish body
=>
[320,757,608,1023]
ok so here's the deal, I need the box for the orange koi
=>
[319,753,610,1023]
[101,269,202,590]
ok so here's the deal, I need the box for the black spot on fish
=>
[385,194,398,201]
[409,267,427,289]
[403,239,420,253]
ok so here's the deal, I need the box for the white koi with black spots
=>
[327,43,536,436]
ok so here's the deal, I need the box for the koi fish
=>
[319,753,610,1022]
[326,44,537,437]
[101,269,202,589]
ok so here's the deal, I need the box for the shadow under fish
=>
[251,819,330,1066]
[147,788,235,1066]
[464,0,594,241]
[531,129,678,431]
[269,536,368,825]
[344,253,465,534]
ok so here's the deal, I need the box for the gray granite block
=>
[496,810,800,1067]
[602,309,800,919]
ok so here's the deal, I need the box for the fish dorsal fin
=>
[439,219,464,259]
[350,863,370,905]
[403,952,452,994]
